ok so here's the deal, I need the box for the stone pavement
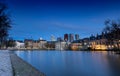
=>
[0,50,13,76]
[0,50,45,76]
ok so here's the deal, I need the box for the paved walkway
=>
[0,50,45,76]
[10,53,45,76]
[0,50,13,76]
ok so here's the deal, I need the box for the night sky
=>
[1,0,120,40]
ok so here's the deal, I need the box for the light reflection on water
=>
[15,51,120,76]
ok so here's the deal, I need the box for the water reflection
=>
[15,51,120,76]
[105,52,120,76]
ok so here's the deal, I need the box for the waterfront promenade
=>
[0,50,13,76]
[0,50,45,76]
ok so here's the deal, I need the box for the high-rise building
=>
[69,34,74,42]
[75,34,79,40]
[64,34,68,41]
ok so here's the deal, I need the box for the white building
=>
[55,41,69,50]
[15,41,25,49]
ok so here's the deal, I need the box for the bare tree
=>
[0,2,12,49]
[103,19,120,50]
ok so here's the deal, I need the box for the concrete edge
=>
[9,52,46,76]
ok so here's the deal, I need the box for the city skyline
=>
[2,0,120,40]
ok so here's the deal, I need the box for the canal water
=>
[15,51,120,76]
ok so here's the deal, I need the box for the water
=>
[15,50,120,76]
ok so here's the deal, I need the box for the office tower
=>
[69,34,74,42]
[75,34,79,40]
[64,34,68,41]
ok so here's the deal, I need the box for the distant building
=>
[69,34,74,42]
[15,41,25,49]
[70,40,83,50]
[88,34,108,50]
[24,39,33,49]
[75,34,79,40]
[24,39,47,49]
[70,43,82,50]
[82,38,90,49]
[64,34,68,41]
[38,40,47,49]
[55,41,69,50]
[46,41,56,49]
[32,40,39,49]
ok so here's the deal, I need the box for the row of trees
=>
[103,19,120,50]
